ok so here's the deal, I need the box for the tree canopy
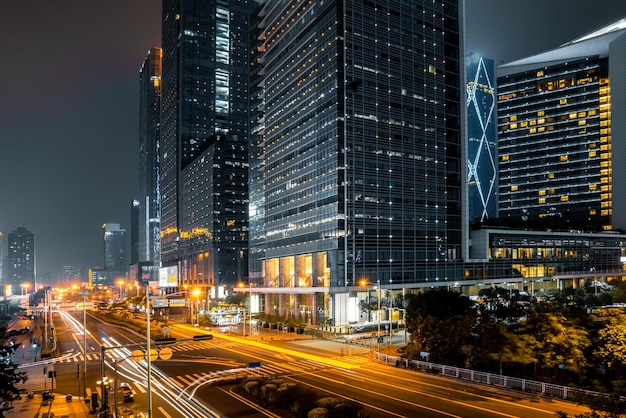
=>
[0,346,28,417]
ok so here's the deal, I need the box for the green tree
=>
[522,309,590,383]
[0,347,28,417]
[593,308,626,380]
[405,289,475,366]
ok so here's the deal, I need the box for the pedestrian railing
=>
[372,351,626,409]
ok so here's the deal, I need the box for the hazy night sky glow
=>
[0,1,625,280]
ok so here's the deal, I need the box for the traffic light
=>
[43,367,47,376]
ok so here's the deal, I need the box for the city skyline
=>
[1,1,626,279]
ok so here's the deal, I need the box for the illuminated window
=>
[560,155,568,161]
[560,195,569,202]
[569,113,577,119]
[560,98,567,105]
[590,209,597,215]
[538,198,546,204]
[520,121,528,127]
[589,151,597,157]
[538,190,546,196]
[511,185,518,191]
[578,111,586,118]
[537,110,545,116]
[578,120,587,126]
[529,128,537,134]
[537,70,544,77]
[547,173,555,179]
[501,155,509,161]
[510,115,517,122]
[510,123,518,129]
[589,184,597,191]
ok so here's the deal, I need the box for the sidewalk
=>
[8,393,91,418]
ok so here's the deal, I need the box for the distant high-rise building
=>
[467,53,497,224]
[249,0,465,324]
[103,223,127,273]
[62,263,84,281]
[138,47,162,282]
[160,0,252,292]
[7,227,35,290]
[497,19,626,231]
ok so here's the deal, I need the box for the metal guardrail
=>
[372,351,626,409]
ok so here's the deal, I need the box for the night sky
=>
[1,1,625,281]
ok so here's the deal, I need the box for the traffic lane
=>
[282,363,591,418]
[361,361,591,417]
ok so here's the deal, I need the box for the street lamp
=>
[21,282,30,296]
[117,280,125,300]
[192,289,201,325]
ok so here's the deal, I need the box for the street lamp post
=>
[192,289,201,325]
[82,286,88,401]
[117,280,124,300]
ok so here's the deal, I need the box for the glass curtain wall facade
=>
[160,0,253,291]
[496,22,626,232]
[498,57,611,230]
[466,53,497,224]
[253,0,464,325]
[138,47,162,280]
[248,2,266,286]
[103,223,127,273]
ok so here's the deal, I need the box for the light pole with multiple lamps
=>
[117,279,125,300]
[192,288,201,325]
[237,282,254,336]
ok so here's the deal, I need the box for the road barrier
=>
[372,351,626,409]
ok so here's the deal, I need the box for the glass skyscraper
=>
[466,53,497,224]
[138,47,162,282]
[103,223,127,272]
[497,20,626,232]
[160,0,253,291]
[250,0,465,324]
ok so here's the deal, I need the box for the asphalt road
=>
[15,310,593,418]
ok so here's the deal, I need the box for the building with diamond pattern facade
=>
[466,53,497,224]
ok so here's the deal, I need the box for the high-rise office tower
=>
[466,53,497,224]
[160,1,253,291]
[138,47,162,281]
[103,223,127,272]
[497,20,626,231]
[7,227,35,290]
[250,0,465,324]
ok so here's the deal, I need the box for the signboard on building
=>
[158,265,178,288]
